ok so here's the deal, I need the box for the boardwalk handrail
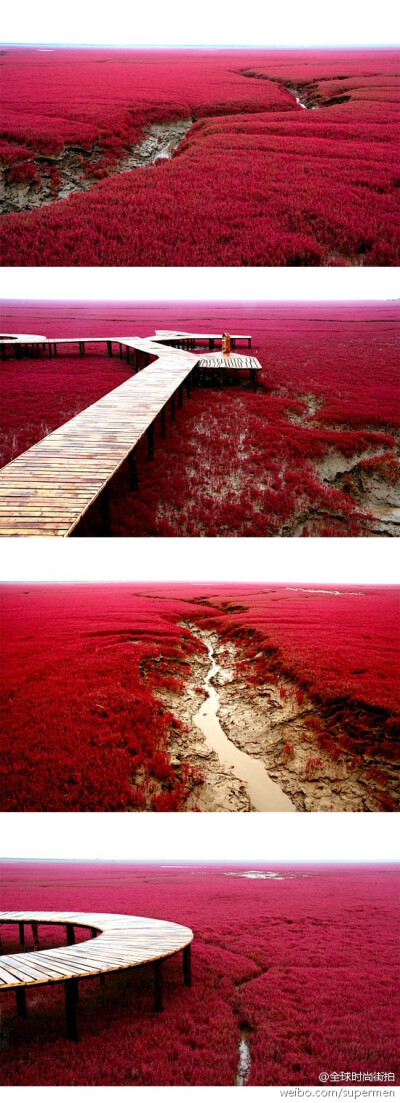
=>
[0,910,193,1040]
[0,331,261,536]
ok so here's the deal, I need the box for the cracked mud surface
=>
[0,118,193,214]
[158,625,399,813]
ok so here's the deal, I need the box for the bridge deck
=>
[0,911,193,1040]
[0,332,261,536]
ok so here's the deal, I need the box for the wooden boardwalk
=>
[0,331,261,536]
[0,910,193,1040]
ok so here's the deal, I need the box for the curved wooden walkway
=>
[0,331,261,536]
[0,910,193,1040]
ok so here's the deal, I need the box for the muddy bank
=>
[317,450,400,536]
[240,71,351,110]
[0,118,192,214]
[214,637,399,812]
[192,636,294,811]
[285,393,399,535]
[159,625,398,812]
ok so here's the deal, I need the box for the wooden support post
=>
[79,342,83,357]
[53,343,58,357]
[186,373,191,397]
[209,338,215,350]
[178,384,183,409]
[129,450,138,491]
[161,407,166,438]
[19,922,25,946]
[154,960,163,1012]
[183,944,192,987]
[107,340,112,357]
[119,344,123,359]
[65,979,78,1041]
[100,487,111,536]
[250,369,257,391]
[248,337,252,348]
[231,338,236,350]
[66,923,75,946]
[171,395,176,421]
[16,988,26,1018]
[48,343,53,357]
[147,423,154,461]
[31,922,39,950]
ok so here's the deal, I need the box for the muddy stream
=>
[236,1031,252,1085]
[192,639,295,812]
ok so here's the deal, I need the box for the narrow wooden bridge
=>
[0,331,261,536]
[0,911,193,1041]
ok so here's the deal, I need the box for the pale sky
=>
[1,812,398,862]
[1,538,399,584]
[1,269,399,302]
[1,0,398,46]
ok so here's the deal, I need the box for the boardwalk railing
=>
[0,911,193,1041]
[0,331,261,536]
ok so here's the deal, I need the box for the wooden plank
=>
[0,912,193,991]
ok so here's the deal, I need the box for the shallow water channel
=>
[236,1032,252,1086]
[193,640,295,812]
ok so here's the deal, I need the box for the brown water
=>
[193,640,295,813]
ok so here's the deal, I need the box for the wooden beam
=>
[65,979,78,1041]
[154,960,163,1013]
[183,944,192,987]
[100,487,111,536]
[147,424,154,461]
[16,987,26,1018]
[129,450,138,491]
[31,922,39,951]
[66,923,75,946]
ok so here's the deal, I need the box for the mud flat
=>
[159,625,398,812]
[0,118,193,214]
[317,450,400,536]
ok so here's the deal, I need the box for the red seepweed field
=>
[0,860,399,1085]
[1,300,399,536]
[1,582,399,812]
[0,47,399,265]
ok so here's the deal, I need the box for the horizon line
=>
[1,42,399,50]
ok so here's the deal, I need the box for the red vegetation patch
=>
[0,583,398,812]
[0,48,398,265]
[0,861,399,1085]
